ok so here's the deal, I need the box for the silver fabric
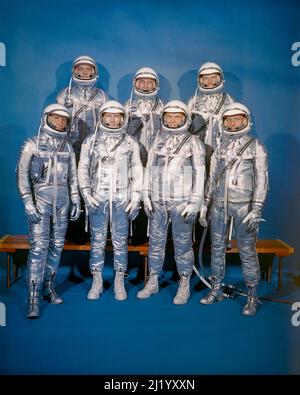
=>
[204,133,269,287]
[205,135,269,208]
[78,131,143,204]
[144,132,206,205]
[17,129,80,285]
[88,200,130,271]
[210,202,261,286]
[143,127,206,276]
[147,201,195,275]
[188,92,233,163]
[78,129,143,271]
[42,272,63,304]
[27,280,40,318]
[125,97,163,166]
[57,84,107,160]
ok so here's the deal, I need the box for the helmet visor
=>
[223,113,248,133]
[46,113,70,132]
[163,111,186,129]
[135,77,157,94]
[101,111,125,129]
[199,72,222,90]
[73,62,96,80]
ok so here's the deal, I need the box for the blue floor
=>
[0,260,300,375]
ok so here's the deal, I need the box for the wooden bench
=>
[0,235,294,291]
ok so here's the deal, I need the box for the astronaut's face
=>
[102,112,124,129]
[199,72,221,89]
[135,78,157,93]
[74,63,96,80]
[163,112,186,128]
[223,114,248,132]
[47,113,69,132]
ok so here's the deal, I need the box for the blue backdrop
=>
[0,0,299,270]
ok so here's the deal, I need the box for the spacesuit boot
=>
[200,277,224,304]
[87,268,103,300]
[136,271,159,299]
[114,270,127,301]
[27,280,41,319]
[173,274,191,305]
[242,285,258,316]
[43,272,63,304]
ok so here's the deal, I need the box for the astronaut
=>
[57,55,108,159]
[137,100,206,305]
[124,67,164,246]
[199,102,269,315]
[187,62,234,167]
[57,55,108,244]
[125,67,163,166]
[16,104,81,319]
[78,100,143,301]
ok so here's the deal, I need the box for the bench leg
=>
[144,255,148,285]
[7,253,11,288]
[277,257,283,291]
[13,260,18,281]
[267,264,272,282]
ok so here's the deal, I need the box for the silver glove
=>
[70,201,81,221]
[181,202,199,224]
[125,201,140,221]
[242,206,262,232]
[25,201,41,224]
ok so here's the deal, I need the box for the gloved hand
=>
[242,206,262,232]
[84,194,100,212]
[70,201,81,221]
[125,201,140,221]
[25,201,41,223]
[143,197,153,219]
[181,202,199,224]
[199,205,209,228]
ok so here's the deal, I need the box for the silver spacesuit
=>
[199,102,269,315]
[124,67,163,167]
[78,100,143,301]
[57,55,108,244]
[124,67,164,245]
[137,100,206,305]
[57,55,108,160]
[187,62,234,166]
[16,104,80,318]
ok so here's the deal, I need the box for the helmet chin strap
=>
[204,84,217,88]
[104,123,123,129]
[72,74,98,88]
[137,88,155,93]
[48,123,66,132]
[76,73,95,80]
[198,80,224,94]
[134,88,157,100]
